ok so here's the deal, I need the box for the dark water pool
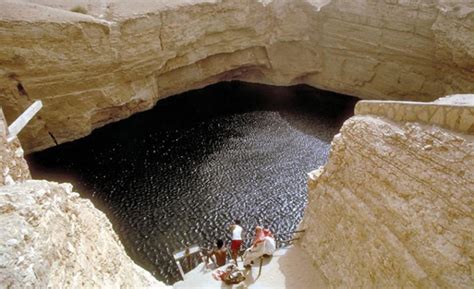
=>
[27,82,356,284]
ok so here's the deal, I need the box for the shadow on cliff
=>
[277,246,329,289]
[276,85,358,143]
[166,81,357,143]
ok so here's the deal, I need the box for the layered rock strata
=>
[355,94,474,133]
[0,0,473,152]
[0,180,168,288]
[300,96,474,288]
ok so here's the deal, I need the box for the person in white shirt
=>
[229,219,243,262]
[242,226,276,267]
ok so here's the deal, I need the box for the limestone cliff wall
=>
[300,97,474,288]
[0,106,166,288]
[0,180,169,288]
[0,0,473,152]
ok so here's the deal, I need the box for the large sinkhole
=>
[27,81,357,284]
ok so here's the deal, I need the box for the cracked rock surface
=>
[0,110,30,186]
[0,0,473,152]
[0,180,168,289]
[300,115,474,289]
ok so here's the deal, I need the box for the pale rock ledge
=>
[300,97,474,288]
[0,108,167,287]
[0,0,473,152]
[0,180,169,289]
[0,110,30,186]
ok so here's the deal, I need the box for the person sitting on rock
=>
[263,228,273,238]
[206,239,227,268]
[242,226,276,267]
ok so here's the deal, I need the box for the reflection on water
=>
[27,82,357,284]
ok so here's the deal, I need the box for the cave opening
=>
[26,81,357,284]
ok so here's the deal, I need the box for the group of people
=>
[206,219,276,270]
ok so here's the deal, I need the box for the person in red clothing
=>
[229,219,243,262]
[251,226,265,247]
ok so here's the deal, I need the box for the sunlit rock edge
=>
[301,95,474,289]
[0,0,472,152]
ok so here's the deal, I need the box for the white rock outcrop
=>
[0,0,472,152]
[300,98,474,288]
[0,109,30,186]
[0,180,169,289]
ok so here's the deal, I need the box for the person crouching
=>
[206,239,227,269]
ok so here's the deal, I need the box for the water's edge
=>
[28,82,357,284]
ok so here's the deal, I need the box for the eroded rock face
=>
[300,113,474,288]
[0,180,168,288]
[0,110,30,185]
[0,0,472,152]
[355,94,474,133]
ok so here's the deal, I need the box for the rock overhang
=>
[0,0,472,152]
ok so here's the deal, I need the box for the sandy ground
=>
[173,246,328,289]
